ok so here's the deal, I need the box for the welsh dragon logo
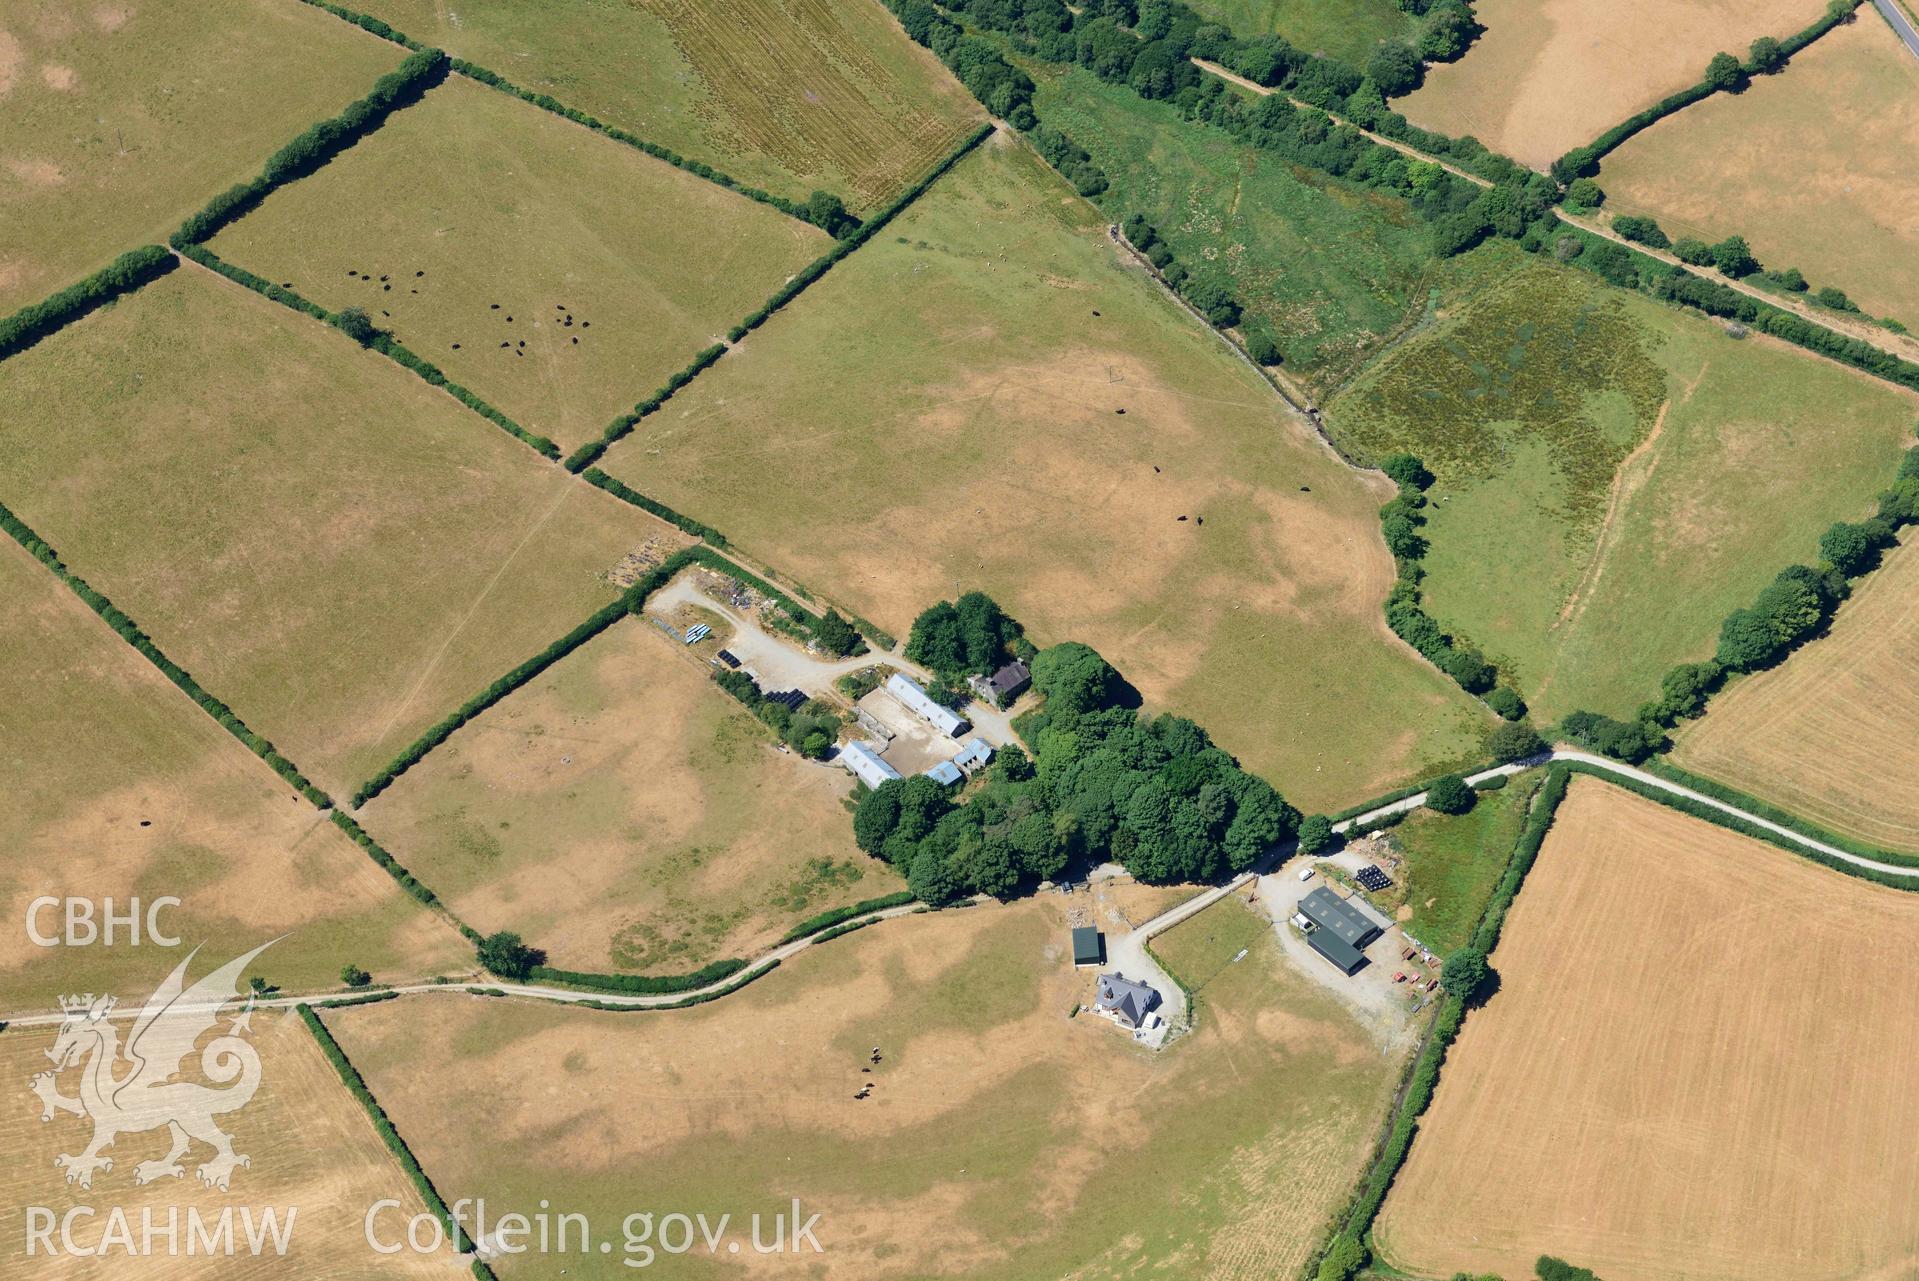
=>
[29,940,276,1192]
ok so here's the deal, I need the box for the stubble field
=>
[209,74,829,454]
[341,0,984,212]
[1396,0,1820,169]
[0,268,678,800]
[0,538,467,1009]
[601,135,1492,812]
[1673,532,1919,855]
[359,614,898,975]
[1326,260,1919,720]
[1597,13,1919,324]
[1375,779,1919,1281]
[0,0,399,315]
[0,1012,459,1278]
[324,895,1402,1280]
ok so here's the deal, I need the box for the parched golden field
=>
[0,1013,460,1278]
[324,896,1403,1280]
[1599,13,1919,323]
[0,539,467,1008]
[359,615,900,975]
[1376,780,1919,1281]
[0,267,681,800]
[210,74,830,454]
[0,0,401,316]
[343,0,985,211]
[1674,532,1919,855]
[1397,0,1819,169]
[603,135,1493,812]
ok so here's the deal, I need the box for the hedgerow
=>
[297,1006,478,1255]
[778,891,921,943]
[311,989,401,1010]
[0,498,330,806]
[1118,212,1244,329]
[0,246,176,360]
[577,468,726,542]
[329,812,446,907]
[573,960,782,1012]
[1642,758,1919,870]
[528,958,748,995]
[181,245,560,458]
[564,344,728,473]
[171,48,447,248]
[296,0,425,49]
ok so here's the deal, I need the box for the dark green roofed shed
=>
[1071,926,1104,967]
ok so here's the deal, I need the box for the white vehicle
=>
[1297,865,1315,882]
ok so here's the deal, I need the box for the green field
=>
[0,0,402,316]
[343,0,984,212]
[1029,63,1513,399]
[1389,770,1539,955]
[360,615,899,974]
[0,267,670,799]
[327,897,1402,1280]
[1185,0,1418,65]
[601,135,1490,813]
[0,538,468,1004]
[1326,261,1919,719]
[210,75,828,453]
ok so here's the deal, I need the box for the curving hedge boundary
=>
[1642,758,1919,869]
[298,1005,483,1262]
[1554,0,1862,179]
[573,959,783,1012]
[178,244,560,458]
[530,957,747,995]
[294,0,821,225]
[778,890,919,944]
[0,498,331,807]
[171,48,448,249]
[0,246,177,361]
[349,548,702,806]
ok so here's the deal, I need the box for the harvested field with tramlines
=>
[1326,260,1919,720]
[602,135,1491,812]
[1395,0,1818,170]
[358,615,900,976]
[0,0,401,315]
[0,268,682,800]
[209,74,829,454]
[1674,531,1919,856]
[324,896,1402,1281]
[1375,779,1919,1281]
[0,540,467,1007]
[343,0,985,212]
[0,1012,460,1278]
[1597,12,1919,324]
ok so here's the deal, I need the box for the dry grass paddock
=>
[324,896,1402,1280]
[210,74,829,454]
[0,268,680,800]
[602,135,1491,812]
[1599,12,1919,323]
[0,0,400,316]
[1397,0,1819,170]
[0,539,467,1010]
[1376,779,1919,1281]
[1674,532,1919,856]
[0,1013,458,1278]
[345,0,985,212]
[359,617,898,975]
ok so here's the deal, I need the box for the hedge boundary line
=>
[170,48,447,249]
[0,498,331,807]
[178,244,560,458]
[0,246,177,361]
[529,957,747,995]
[777,891,919,944]
[349,548,702,806]
[1313,764,1571,1280]
[564,345,727,473]
[297,1005,481,1260]
[1641,758,1919,869]
[310,989,401,1010]
[293,0,824,225]
[572,959,783,1012]
[1555,0,1862,177]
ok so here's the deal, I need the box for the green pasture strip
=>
[298,1004,481,1258]
[293,0,820,223]
[0,498,331,807]
[170,47,448,249]
[0,246,177,362]
[177,243,559,458]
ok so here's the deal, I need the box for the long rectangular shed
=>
[841,741,901,789]
[886,673,969,737]
[1297,886,1383,975]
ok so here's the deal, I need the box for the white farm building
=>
[885,673,969,737]
[840,741,901,789]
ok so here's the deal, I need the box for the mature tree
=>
[1671,237,1714,266]
[1442,945,1490,1001]
[1563,177,1604,208]
[1710,234,1758,277]
[1296,813,1338,855]
[1381,511,1428,560]
[1704,51,1746,91]
[1715,607,1780,670]
[811,608,859,657]
[1182,278,1242,328]
[1747,34,1785,74]
[332,306,378,346]
[1432,208,1492,257]
[1814,285,1855,311]
[1424,773,1475,815]
[1483,685,1526,720]
[477,931,545,980]
[1487,720,1546,763]
[1367,43,1423,96]
[1316,1233,1367,1281]
[1611,215,1670,249]
[1246,328,1283,365]
[1031,642,1120,715]
[853,778,904,853]
[1651,660,1722,721]
[1419,0,1479,60]
[1820,519,1890,576]
[1380,452,1433,491]
[340,964,372,988]
[801,190,858,239]
[1560,710,1660,761]
[1440,646,1495,694]
[907,846,960,905]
